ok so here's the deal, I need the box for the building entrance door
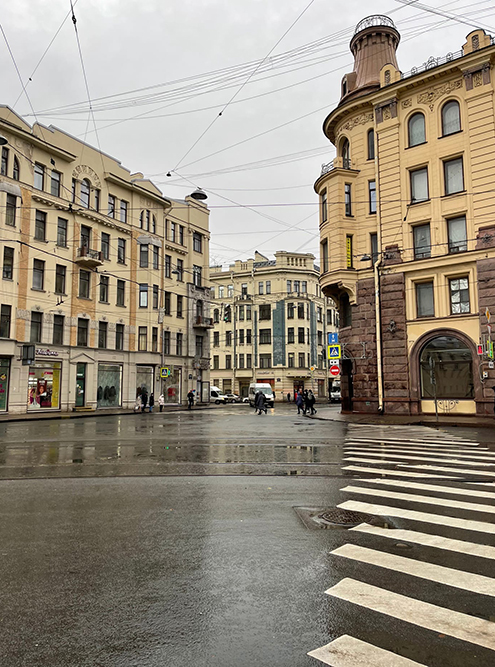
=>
[75,363,86,407]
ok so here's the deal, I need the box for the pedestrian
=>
[287,392,291,403]
[158,393,165,412]
[295,391,304,415]
[141,389,148,413]
[303,389,309,416]
[187,389,194,410]
[149,393,155,413]
[307,390,317,415]
[134,395,142,413]
[255,390,267,415]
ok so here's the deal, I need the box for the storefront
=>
[136,365,154,399]
[161,366,182,404]
[0,357,11,411]
[28,360,62,411]
[97,363,122,408]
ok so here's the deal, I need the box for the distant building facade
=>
[209,251,338,400]
[316,16,495,416]
[0,107,210,413]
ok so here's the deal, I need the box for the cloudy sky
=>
[2,0,494,266]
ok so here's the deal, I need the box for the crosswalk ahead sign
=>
[327,344,341,360]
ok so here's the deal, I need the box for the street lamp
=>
[190,188,207,201]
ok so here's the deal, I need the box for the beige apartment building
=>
[0,107,210,414]
[209,251,338,401]
[316,15,495,416]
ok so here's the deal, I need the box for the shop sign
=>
[36,348,59,357]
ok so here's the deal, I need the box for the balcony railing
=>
[76,246,103,267]
[320,156,353,176]
[194,315,214,328]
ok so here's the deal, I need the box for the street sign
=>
[160,367,172,378]
[330,365,340,376]
[327,344,341,360]
[310,365,316,372]
[328,332,339,345]
[486,308,491,323]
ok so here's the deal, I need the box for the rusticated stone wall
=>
[476,257,495,415]
[380,273,409,414]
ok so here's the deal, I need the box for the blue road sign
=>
[327,344,341,360]
[328,332,339,345]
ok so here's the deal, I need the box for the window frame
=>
[34,210,46,241]
[79,269,91,299]
[34,163,45,191]
[55,264,66,295]
[2,246,14,280]
[447,215,468,254]
[413,223,431,260]
[443,156,464,196]
[410,166,429,204]
[99,275,109,303]
[449,276,470,315]
[408,112,426,147]
[51,170,61,197]
[77,318,88,347]
[367,129,375,160]
[415,281,435,318]
[33,259,45,290]
[57,218,68,247]
[344,183,352,216]
[441,100,461,137]
[368,180,377,214]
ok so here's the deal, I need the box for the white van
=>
[248,383,275,408]
[210,386,228,404]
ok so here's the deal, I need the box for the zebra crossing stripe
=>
[326,578,495,652]
[342,485,495,515]
[347,437,479,447]
[331,544,495,597]
[350,524,495,560]
[343,465,457,479]
[402,465,495,478]
[344,452,495,467]
[354,478,495,500]
[344,447,495,460]
[338,499,495,534]
[307,634,427,666]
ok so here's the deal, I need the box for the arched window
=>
[146,210,150,231]
[408,113,426,147]
[13,156,20,181]
[341,138,350,168]
[441,100,461,136]
[140,211,144,229]
[213,308,219,323]
[420,336,474,399]
[80,179,90,208]
[367,129,375,160]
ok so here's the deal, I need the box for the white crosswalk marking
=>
[309,423,495,666]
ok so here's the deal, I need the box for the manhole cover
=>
[314,508,373,527]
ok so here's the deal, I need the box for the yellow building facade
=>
[0,107,210,413]
[316,16,495,416]
[209,251,338,401]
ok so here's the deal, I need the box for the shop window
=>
[413,223,431,259]
[77,318,88,346]
[0,304,11,338]
[449,277,470,314]
[97,364,122,408]
[420,336,473,399]
[28,361,61,410]
[30,311,43,343]
[408,113,426,146]
[448,216,467,253]
[444,157,464,195]
[441,100,461,136]
[115,324,124,350]
[415,281,434,318]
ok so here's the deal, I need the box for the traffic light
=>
[224,305,231,322]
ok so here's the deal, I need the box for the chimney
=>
[341,15,400,102]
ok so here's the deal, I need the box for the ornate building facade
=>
[316,16,495,415]
[0,107,210,413]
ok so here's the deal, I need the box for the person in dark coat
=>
[307,390,316,415]
[149,393,155,413]
[295,391,304,415]
[302,389,309,416]
[255,391,267,415]
[141,389,148,413]
[287,392,291,402]
[187,389,194,409]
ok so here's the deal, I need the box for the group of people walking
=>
[295,389,317,416]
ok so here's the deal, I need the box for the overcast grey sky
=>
[2,0,494,266]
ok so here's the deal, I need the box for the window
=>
[138,327,147,351]
[176,332,183,356]
[35,210,46,241]
[49,170,61,197]
[341,138,350,167]
[258,281,264,295]
[327,309,332,325]
[239,329,244,344]
[120,201,128,223]
[213,331,219,347]
[164,291,171,315]
[117,280,125,306]
[193,232,202,252]
[321,239,328,273]
[179,225,184,245]
[298,353,305,368]
[79,270,90,298]
[77,318,88,347]
[226,331,232,346]
[413,224,431,259]
[246,329,252,344]
[288,327,294,344]
[57,218,68,247]
[238,305,244,321]
[369,180,377,214]
[55,265,66,295]
[1,147,8,175]
[140,244,149,268]
[298,327,305,344]
[259,305,271,320]
[448,216,467,253]
[288,353,294,368]
[259,329,271,344]
[31,312,43,343]
[115,324,124,350]
[294,281,300,293]
[139,284,148,308]
[321,189,327,223]
[3,247,14,280]
[444,157,464,195]
[99,275,109,302]
[420,336,474,399]
[213,308,219,324]
[241,283,248,296]
[239,354,245,369]
[410,167,429,203]
[80,179,90,207]
[139,211,144,229]
[371,233,378,264]
[72,179,77,203]
[218,285,224,299]
[246,305,252,321]
[176,259,184,281]
[165,254,171,278]
[297,303,305,319]
[177,295,183,318]
[196,335,204,357]
[193,265,202,287]
[13,156,19,181]
[213,355,219,370]
[317,307,322,323]
[287,280,292,294]
[226,285,233,298]
[266,281,271,295]
[0,305,11,338]
[34,163,44,190]
[101,232,110,260]
[318,330,323,345]
[94,189,100,211]
[450,277,470,314]
[98,321,108,349]
[145,211,150,231]
[80,225,91,248]
[416,281,434,318]
[259,354,271,369]
[108,195,116,217]
[117,238,126,264]
[170,222,177,243]
[408,113,426,146]
[153,285,159,310]
[153,246,159,270]
[442,100,461,136]
[367,129,375,160]
[246,354,252,369]
[152,327,158,353]
[345,183,352,216]
[33,259,45,290]
[152,216,156,234]
[301,281,307,294]
[225,354,232,369]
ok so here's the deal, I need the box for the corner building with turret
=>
[316,15,495,416]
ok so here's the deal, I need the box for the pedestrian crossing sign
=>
[327,344,341,360]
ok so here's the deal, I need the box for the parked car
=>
[242,397,250,403]
[210,387,228,404]
[330,382,341,403]
[224,393,241,403]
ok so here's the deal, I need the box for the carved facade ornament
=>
[375,98,398,124]
[336,112,374,137]
[417,79,462,110]
[463,63,491,91]
[383,107,391,121]
[72,164,102,188]
[473,71,483,87]
[401,98,412,108]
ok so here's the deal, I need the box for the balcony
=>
[320,156,356,177]
[193,315,214,329]
[76,246,103,268]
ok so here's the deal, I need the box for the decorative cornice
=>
[417,79,462,110]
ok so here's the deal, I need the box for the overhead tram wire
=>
[394,0,495,32]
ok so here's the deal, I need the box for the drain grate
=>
[315,508,373,527]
